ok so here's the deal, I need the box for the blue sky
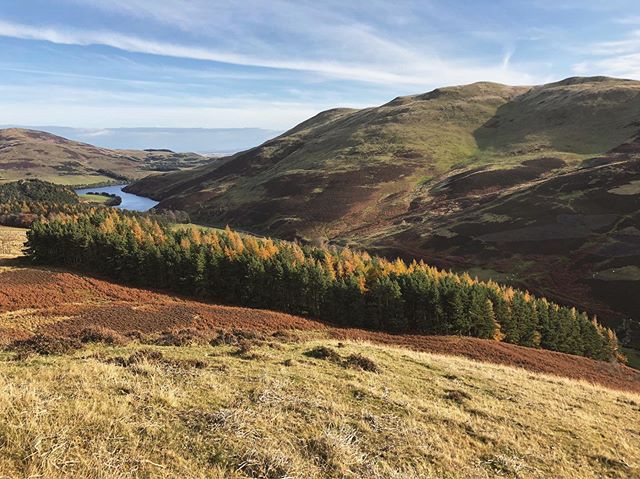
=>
[0,0,639,130]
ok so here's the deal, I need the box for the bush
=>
[76,327,127,346]
[210,329,265,347]
[7,334,83,356]
[343,353,379,373]
[152,328,207,347]
[304,346,341,362]
[444,389,472,403]
[122,349,165,366]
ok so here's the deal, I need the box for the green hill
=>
[126,76,640,340]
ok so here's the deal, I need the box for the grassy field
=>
[0,173,116,187]
[79,193,111,204]
[0,338,638,479]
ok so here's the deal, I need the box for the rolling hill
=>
[0,128,209,186]
[0,226,638,478]
[126,76,640,337]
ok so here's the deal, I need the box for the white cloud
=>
[589,30,640,55]
[0,102,323,130]
[0,19,539,87]
[616,16,640,25]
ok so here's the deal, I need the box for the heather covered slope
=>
[0,128,208,186]
[370,139,640,331]
[128,77,640,238]
[127,76,640,335]
[2,264,639,393]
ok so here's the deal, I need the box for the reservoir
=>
[75,184,159,212]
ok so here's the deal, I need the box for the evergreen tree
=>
[22,207,620,361]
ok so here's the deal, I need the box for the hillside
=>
[374,142,640,334]
[1,226,638,391]
[1,338,639,479]
[0,229,639,477]
[0,128,209,186]
[26,206,621,362]
[126,76,640,335]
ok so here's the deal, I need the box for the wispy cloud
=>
[8,0,624,129]
[0,19,537,87]
[0,82,364,129]
[615,16,640,25]
[573,29,640,78]
[589,30,640,55]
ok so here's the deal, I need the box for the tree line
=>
[0,180,82,227]
[0,179,190,228]
[25,207,619,360]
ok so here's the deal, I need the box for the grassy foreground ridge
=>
[0,337,638,479]
[1,223,638,478]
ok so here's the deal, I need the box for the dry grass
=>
[0,226,26,259]
[0,338,638,479]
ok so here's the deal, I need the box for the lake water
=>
[75,184,159,212]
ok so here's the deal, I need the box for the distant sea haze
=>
[1,126,281,154]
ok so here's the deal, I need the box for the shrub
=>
[231,339,265,360]
[152,328,207,346]
[125,330,145,341]
[444,389,472,403]
[210,330,239,346]
[211,329,265,347]
[76,327,127,346]
[108,349,164,367]
[343,353,379,373]
[304,346,341,362]
[7,334,83,356]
